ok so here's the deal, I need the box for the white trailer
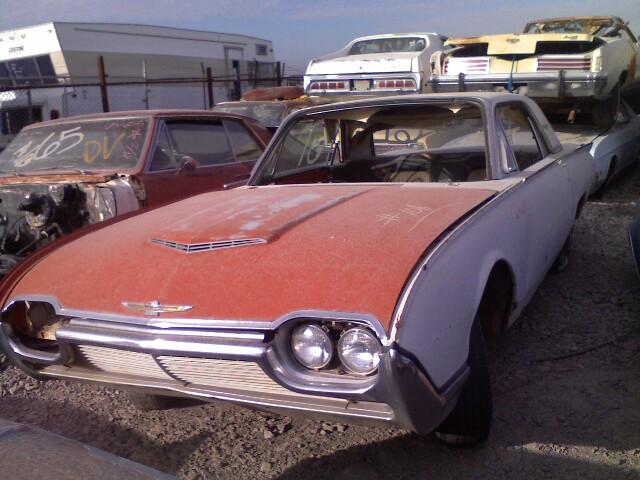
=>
[0,22,277,149]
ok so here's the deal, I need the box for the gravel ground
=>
[1,167,639,479]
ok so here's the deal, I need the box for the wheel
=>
[128,392,184,411]
[551,231,572,273]
[590,98,616,129]
[434,317,492,446]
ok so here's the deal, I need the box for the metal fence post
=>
[275,61,281,86]
[206,67,214,108]
[26,85,33,124]
[97,55,110,112]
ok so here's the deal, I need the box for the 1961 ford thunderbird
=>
[0,93,595,445]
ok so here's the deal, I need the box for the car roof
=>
[23,110,253,130]
[526,16,620,24]
[285,92,520,115]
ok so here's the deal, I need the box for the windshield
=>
[213,103,287,128]
[255,103,487,185]
[348,37,426,55]
[524,18,616,35]
[0,118,150,174]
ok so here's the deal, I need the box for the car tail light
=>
[373,78,417,91]
[443,57,490,75]
[308,81,349,91]
[536,56,592,72]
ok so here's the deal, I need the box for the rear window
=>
[213,103,286,128]
[348,37,426,55]
[0,118,150,173]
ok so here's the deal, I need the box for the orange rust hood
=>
[8,184,496,331]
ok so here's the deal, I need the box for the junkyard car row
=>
[0,13,638,450]
[0,110,270,275]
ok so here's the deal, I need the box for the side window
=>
[223,120,263,162]
[272,119,336,175]
[149,125,177,171]
[167,122,234,166]
[496,104,543,170]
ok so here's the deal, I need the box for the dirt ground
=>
[1,167,639,480]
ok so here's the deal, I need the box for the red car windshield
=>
[0,118,150,174]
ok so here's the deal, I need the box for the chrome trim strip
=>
[150,237,267,253]
[429,71,608,84]
[66,318,266,341]
[2,297,389,343]
[55,320,266,359]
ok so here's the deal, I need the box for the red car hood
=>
[8,184,496,331]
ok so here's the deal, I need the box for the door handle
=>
[557,159,567,168]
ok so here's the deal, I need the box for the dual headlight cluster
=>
[290,323,382,375]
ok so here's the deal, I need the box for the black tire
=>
[551,231,572,273]
[434,317,492,446]
[590,98,616,130]
[128,392,183,411]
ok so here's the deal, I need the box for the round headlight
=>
[338,328,381,375]
[290,324,334,369]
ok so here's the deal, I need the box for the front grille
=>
[76,345,294,395]
[77,345,172,380]
[150,237,266,253]
[444,56,490,75]
[536,57,591,71]
[157,356,294,395]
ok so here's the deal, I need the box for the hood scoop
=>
[150,237,267,253]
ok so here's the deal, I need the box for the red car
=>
[0,110,271,274]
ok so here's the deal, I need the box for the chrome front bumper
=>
[0,318,467,434]
[429,71,608,98]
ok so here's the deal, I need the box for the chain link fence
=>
[0,69,302,151]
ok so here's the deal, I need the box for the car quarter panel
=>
[395,151,593,390]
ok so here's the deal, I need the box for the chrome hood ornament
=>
[122,300,193,316]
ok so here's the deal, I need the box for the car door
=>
[139,118,259,206]
[496,103,573,295]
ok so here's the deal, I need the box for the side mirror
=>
[223,172,251,189]
[177,155,198,173]
[615,112,631,125]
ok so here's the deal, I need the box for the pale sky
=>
[1,0,638,75]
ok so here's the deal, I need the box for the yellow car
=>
[429,16,640,125]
